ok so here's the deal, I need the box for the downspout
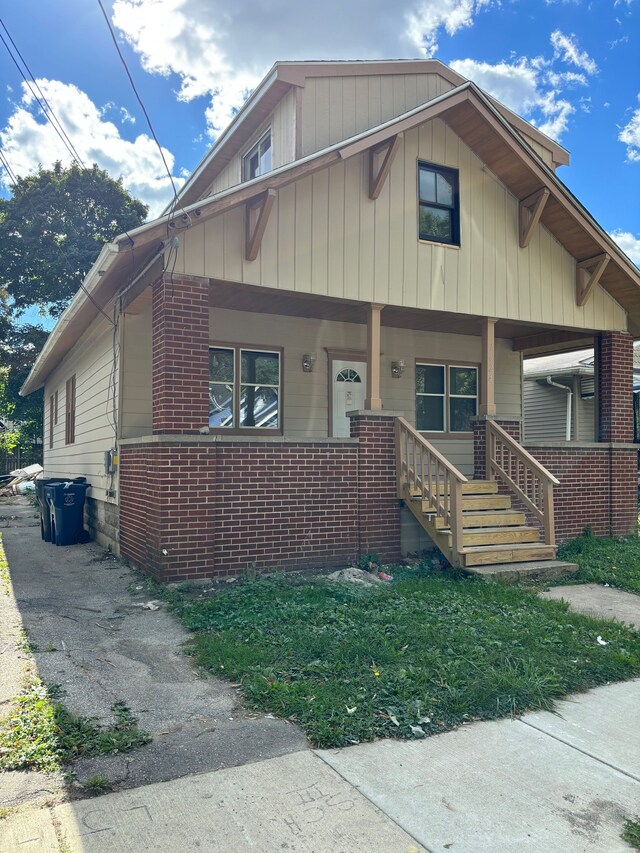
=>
[546,377,572,441]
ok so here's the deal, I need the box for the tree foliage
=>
[0,162,148,457]
[0,161,148,317]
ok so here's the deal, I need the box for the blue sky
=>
[1,0,639,276]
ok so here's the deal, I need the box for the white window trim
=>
[242,129,272,182]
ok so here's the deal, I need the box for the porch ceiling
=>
[197,279,597,350]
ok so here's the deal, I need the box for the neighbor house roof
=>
[21,79,640,396]
[524,341,640,385]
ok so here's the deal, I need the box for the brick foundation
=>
[524,444,638,541]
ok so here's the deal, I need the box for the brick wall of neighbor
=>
[120,440,363,582]
[525,446,638,540]
[152,277,210,434]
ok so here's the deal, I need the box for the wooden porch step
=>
[434,510,525,529]
[417,494,512,512]
[461,543,557,567]
[442,526,540,547]
[411,480,498,497]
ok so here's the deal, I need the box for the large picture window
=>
[418,161,460,246]
[416,363,477,433]
[209,346,281,430]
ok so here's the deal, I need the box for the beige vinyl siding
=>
[209,308,522,475]
[43,314,118,501]
[120,302,153,439]
[206,89,298,198]
[300,73,455,156]
[178,119,627,333]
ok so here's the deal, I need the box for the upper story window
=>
[243,130,272,181]
[418,162,460,246]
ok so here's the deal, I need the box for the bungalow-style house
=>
[21,60,640,582]
[523,344,640,443]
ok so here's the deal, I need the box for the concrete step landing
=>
[464,560,579,583]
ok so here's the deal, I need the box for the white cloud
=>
[0,79,184,218]
[609,230,640,266]
[111,0,494,135]
[550,31,598,75]
[450,57,575,140]
[619,98,640,162]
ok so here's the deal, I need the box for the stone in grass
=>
[325,567,383,586]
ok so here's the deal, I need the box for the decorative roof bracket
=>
[576,253,610,307]
[245,188,276,261]
[519,187,550,249]
[369,134,402,200]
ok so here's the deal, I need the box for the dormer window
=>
[243,130,272,181]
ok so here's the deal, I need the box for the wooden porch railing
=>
[486,419,559,546]
[395,417,468,558]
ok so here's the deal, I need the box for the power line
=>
[0,149,18,186]
[96,0,185,223]
[0,19,86,167]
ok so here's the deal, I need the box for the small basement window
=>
[418,161,460,246]
[243,130,272,181]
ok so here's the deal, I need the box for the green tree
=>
[0,163,148,460]
[0,161,148,317]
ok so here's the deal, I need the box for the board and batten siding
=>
[43,314,118,501]
[300,72,454,156]
[205,88,298,199]
[176,119,627,333]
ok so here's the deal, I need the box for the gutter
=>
[546,376,572,441]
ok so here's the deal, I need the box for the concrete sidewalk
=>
[1,497,639,851]
[1,678,638,852]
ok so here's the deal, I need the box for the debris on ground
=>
[325,567,383,586]
[0,463,43,496]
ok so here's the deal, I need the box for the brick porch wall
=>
[120,439,362,581]
[472,418,521,480]
[597,331,634,443]
[524,445,637,541]
[350,412,402,563]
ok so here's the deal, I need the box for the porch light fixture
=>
[301,352,316,373]
[391,359,405,378]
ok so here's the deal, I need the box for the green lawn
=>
[558,530,640,594]
[165,568,640,748]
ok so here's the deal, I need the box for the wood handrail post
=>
[395,418,403,498]
[450,481,464,560]
[543,481,555,546]
[485,420,493,480]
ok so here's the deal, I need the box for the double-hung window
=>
[209,346,281,430]
[418,161,460,246]
[416,363,477,433]
[242,130,272,181]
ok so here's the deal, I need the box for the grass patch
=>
[623,817,640,851]
[0,680,151,772]
[558,529,640,594]
[164,570,640,748]
[82,775,112,796]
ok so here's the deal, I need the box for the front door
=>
[332,360,367,437]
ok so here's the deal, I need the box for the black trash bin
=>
[36,477,86,541]
[45,482,91,546]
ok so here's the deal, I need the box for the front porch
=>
[117,276,637,581]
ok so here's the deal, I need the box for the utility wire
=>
[0,20,86,167]
[0,149,18,186]
[96,0,185,223]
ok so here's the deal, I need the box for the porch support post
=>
[479,317,497,417]
[365,303,384,410]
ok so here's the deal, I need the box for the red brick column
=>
[152,276,210,434]
[350,411,401,563]
[473,417,521,480]
[597,331,633,442]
